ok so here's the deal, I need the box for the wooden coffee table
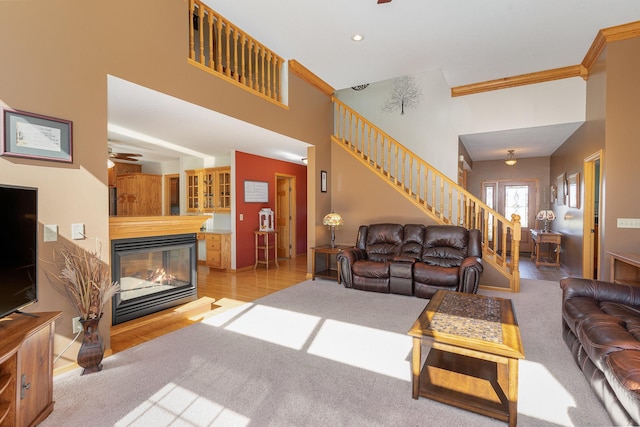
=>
[408,290,525,426]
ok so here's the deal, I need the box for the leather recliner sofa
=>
[336,224,483,298]
[560,277,640,425]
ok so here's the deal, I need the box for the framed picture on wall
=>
[320,170,327,193]
[3,109,73,163]
[556,173,566,205]
[244,180,269,202]
[568,172,580,208]
[550,184,556,203]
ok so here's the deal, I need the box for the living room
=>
[2,1,640,426]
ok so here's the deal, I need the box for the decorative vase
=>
[77,315,104,375]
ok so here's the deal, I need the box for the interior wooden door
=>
[164,174,180,215]
[583,152,602,279]
[276,175,296,259]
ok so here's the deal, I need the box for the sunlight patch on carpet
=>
[116,382,250,427]
[222,305,321,350]
[307,319,412,381]
[518,360,576,425]
[202,301,254,327]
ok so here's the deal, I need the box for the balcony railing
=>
[188,0,285,104]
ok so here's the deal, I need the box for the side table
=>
[609,251,640,286]
[530,229,562,269]
[311,245,351,282]
[254,230,278,269]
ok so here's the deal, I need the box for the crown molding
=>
[451,20,640,97]
[582,20,640,73]
[451,65,585,97]
[289,59,334,97]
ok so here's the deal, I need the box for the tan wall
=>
[550,37,640,280]
[550,121,604,276]
[0,0,110,369]
[0,0,331,371]
[601,38,640,277]
[330,146,438,246]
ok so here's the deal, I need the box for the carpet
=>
[42,279,613,427]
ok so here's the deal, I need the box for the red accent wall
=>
[235,151,307,269]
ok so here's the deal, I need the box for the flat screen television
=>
[0,184,38,318]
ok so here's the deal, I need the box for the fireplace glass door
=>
[112,234,197,324]
[119,246,191,301]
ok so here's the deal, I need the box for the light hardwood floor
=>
[110,255,309,354]
[110,253,572,354]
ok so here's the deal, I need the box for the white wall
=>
[336,70,586,179]
[452,77,586,135]
[336,69,458,180]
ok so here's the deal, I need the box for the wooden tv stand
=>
[0,311,61,427]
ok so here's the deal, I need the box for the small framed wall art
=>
[244,180,269,203]
[568,172,580,208]
[320,170,327,193]
[556,173,566,206]
[3,109,73,163]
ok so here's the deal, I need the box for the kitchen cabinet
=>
[215,168,231,211]
[185,167,231,213]
[198,232,231,269]
[108,162,142,187]
[116,173,162,216]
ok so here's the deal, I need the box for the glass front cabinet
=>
[185,167,231,213]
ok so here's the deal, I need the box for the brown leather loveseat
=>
[560,277,640,425]
[336,224,483,298]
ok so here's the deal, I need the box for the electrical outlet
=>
[72,316,82,334]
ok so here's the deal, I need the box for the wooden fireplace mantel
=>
[109,215,210,240]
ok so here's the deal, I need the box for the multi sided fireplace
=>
[111,233,197,325]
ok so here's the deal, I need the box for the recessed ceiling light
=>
[351,34,364,42]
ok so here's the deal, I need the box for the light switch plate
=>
[44,224,58,242]
[71,223,85,240]
[617,218,640,228]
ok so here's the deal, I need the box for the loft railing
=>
[331,96,522,292]
[188,0,285,104]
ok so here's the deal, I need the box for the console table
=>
[530,229,562,269]
[254,230,278,269]
[609,252,640,287]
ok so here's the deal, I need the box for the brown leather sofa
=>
[560,277,640,425]
[336,224,483,298]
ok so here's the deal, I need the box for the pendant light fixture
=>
[505,150,517,166]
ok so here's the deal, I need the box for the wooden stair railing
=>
[188,0,285,105]
[331,96,521,292]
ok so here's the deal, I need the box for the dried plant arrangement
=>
[49,242,120,320]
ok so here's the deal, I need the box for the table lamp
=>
[536,209,556,232]
[322,212,344,248]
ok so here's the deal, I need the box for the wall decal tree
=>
[382,76,422,115]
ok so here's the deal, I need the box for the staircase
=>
[331,96,522,292]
